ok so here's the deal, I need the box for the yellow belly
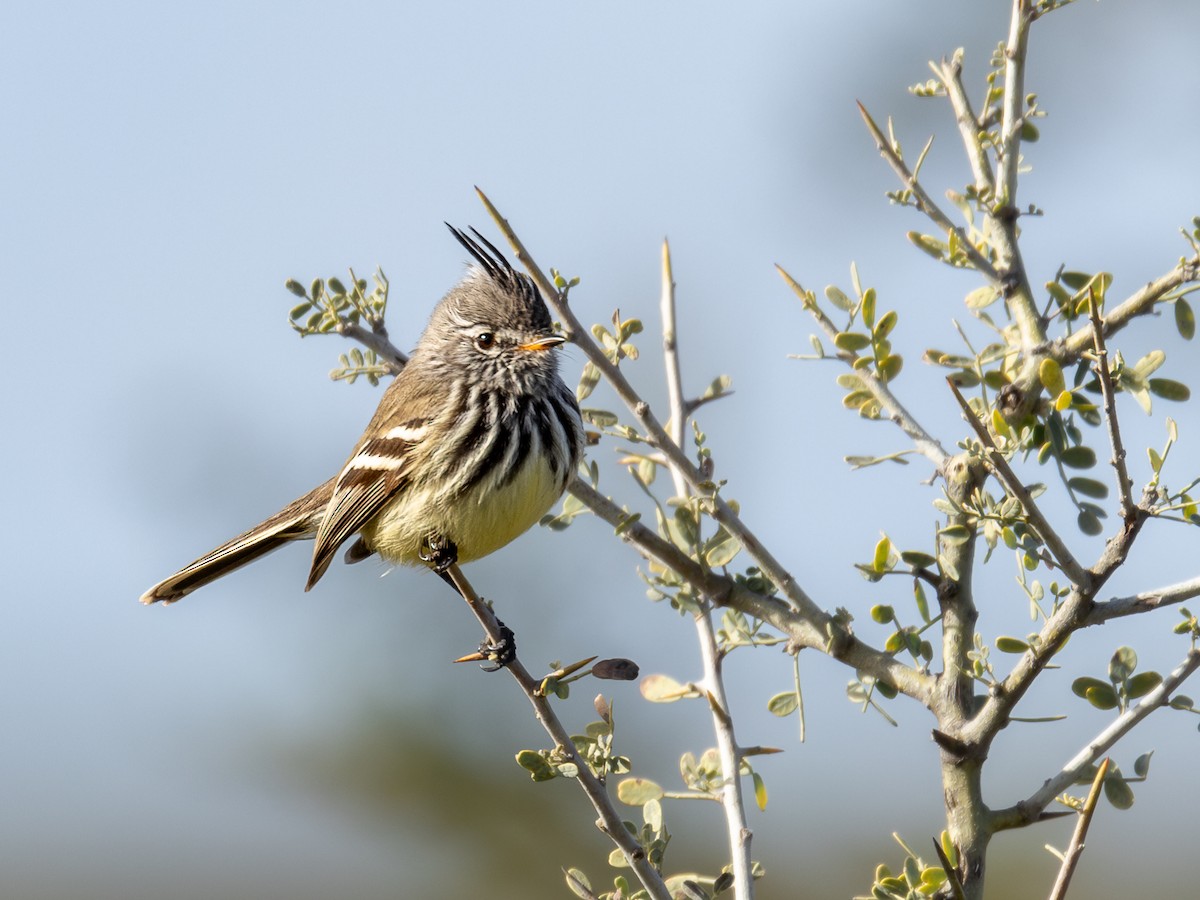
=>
[360,450,565,566]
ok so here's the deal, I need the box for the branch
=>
[989,0,1046,353]
[996,0,1031,210]
[931,52,995,199]
[1083,576,1200,626]
[777,265,950,470]
[441,564,675,900]
[991,648,1200,831]
[658,239,755,900]
[336,321,407,372]
[566,478,936,705]
[1061,257,1200,361]
[856,101,1003,284]
[477,188,824,625]
[1085,289,1135,518]
[947,380,1091,587]
[1046,757,1109,900]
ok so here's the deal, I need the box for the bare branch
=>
[1084,576,1200,626]
[1046,757,1109,900]
[1085,289,1135,518]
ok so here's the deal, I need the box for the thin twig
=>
[441,564,675,900]
[946,380,1091,586]
[337,321,407,372]
[776,265,950,470]
[1085,288,1135,518]
[997,0,1031,209]
[1083,576,1200,626]
[657,239,755,900]
[856,101,1003,285]
[991,648,1200,830]
[1046,757,1109,900]
[931,52,995,199]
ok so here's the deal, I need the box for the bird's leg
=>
[434,552,518,672]
[420,533,459,573]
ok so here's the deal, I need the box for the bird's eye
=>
[474,332,496,350]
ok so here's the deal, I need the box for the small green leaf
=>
[861,288,877,328]
[1110,646,1138,681]
[834,331,872,352]
[939,524,973,545]
[1149,378,1191,402]
[901,550,936,568]
[1060,271,1092,290]
[616,777,664,805]
[1077,509,1104,535]
[872,536,892,572]
[1060,446,1097,469]
[965,285,1000,309]
[1127,671,1163,700]
[1084,684,1119,710]
[1072,676,1109,699]
[1148,446,1163,474]
[640,674,689,702]
[576,361,601,402]
[1039,358,1066,395]
[516,749,558,781]
[565,868,593,898]
[996,636,1030,654]
[1176,298,1196,340]
[582,408,619,427]
[1104,772,1135,810]
[704,532,742,568]
[1134,751,1154,778]
[752,771,768,811]
[908,231,948,259]
[874,310,898,339]
[913,580,930,622]
[285,278,307,298]
[1068,477,1109,499]
[768,692,799,717]
[871,604,895,624]
[824,285,854,311]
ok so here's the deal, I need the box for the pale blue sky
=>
[4,2,1199,898]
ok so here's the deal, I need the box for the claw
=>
[453,620,516,672]
[419,535,459,574]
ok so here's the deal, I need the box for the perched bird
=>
[141,226,585,605]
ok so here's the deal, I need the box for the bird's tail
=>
[140,478,335,604]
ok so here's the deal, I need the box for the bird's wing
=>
[304,367,448,590]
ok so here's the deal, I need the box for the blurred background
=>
[4,2,1199,897]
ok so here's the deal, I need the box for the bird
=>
[141,225,585,605]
